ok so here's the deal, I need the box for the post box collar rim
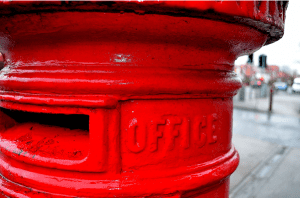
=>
[0,1,288,45]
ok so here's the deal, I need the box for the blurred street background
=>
[230,1,300,196]
[230,44,300,198]
[230,89,300,198]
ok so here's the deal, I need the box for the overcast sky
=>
[235,0,300,74]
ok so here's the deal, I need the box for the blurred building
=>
[234,63,295,85]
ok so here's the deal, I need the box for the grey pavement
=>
[230,134,280,191]
[255,148,300,198]
[230,99,300,198]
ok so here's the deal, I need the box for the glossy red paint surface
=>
[0,1,287,197]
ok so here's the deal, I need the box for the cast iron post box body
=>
[0,1,287,197]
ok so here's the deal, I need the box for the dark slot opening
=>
[0,52,4,70]
[0,108,89,131]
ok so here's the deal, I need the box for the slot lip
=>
[0,105,107,173]
[0,123,88,163]
[0,110,92,171]
[0,99,95,116]
[0,138,89,172]
[0,91,119,108]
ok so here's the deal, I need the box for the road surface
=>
[231,109,300,198]
[233,109,300,148]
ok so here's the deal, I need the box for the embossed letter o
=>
[126,118,146,153]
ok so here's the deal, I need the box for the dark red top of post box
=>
[0,1,288,45]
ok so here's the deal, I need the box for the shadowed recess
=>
[0,107,89,131]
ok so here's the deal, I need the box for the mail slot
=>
[0,1,287,197]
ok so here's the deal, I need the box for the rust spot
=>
[44,139,55,145]
[29,137,46,153]
[16,133,33,142]
[68,150,83,159]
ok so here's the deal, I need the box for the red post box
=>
[0,1,287,197]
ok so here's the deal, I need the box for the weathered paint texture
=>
[0,1,287,197]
